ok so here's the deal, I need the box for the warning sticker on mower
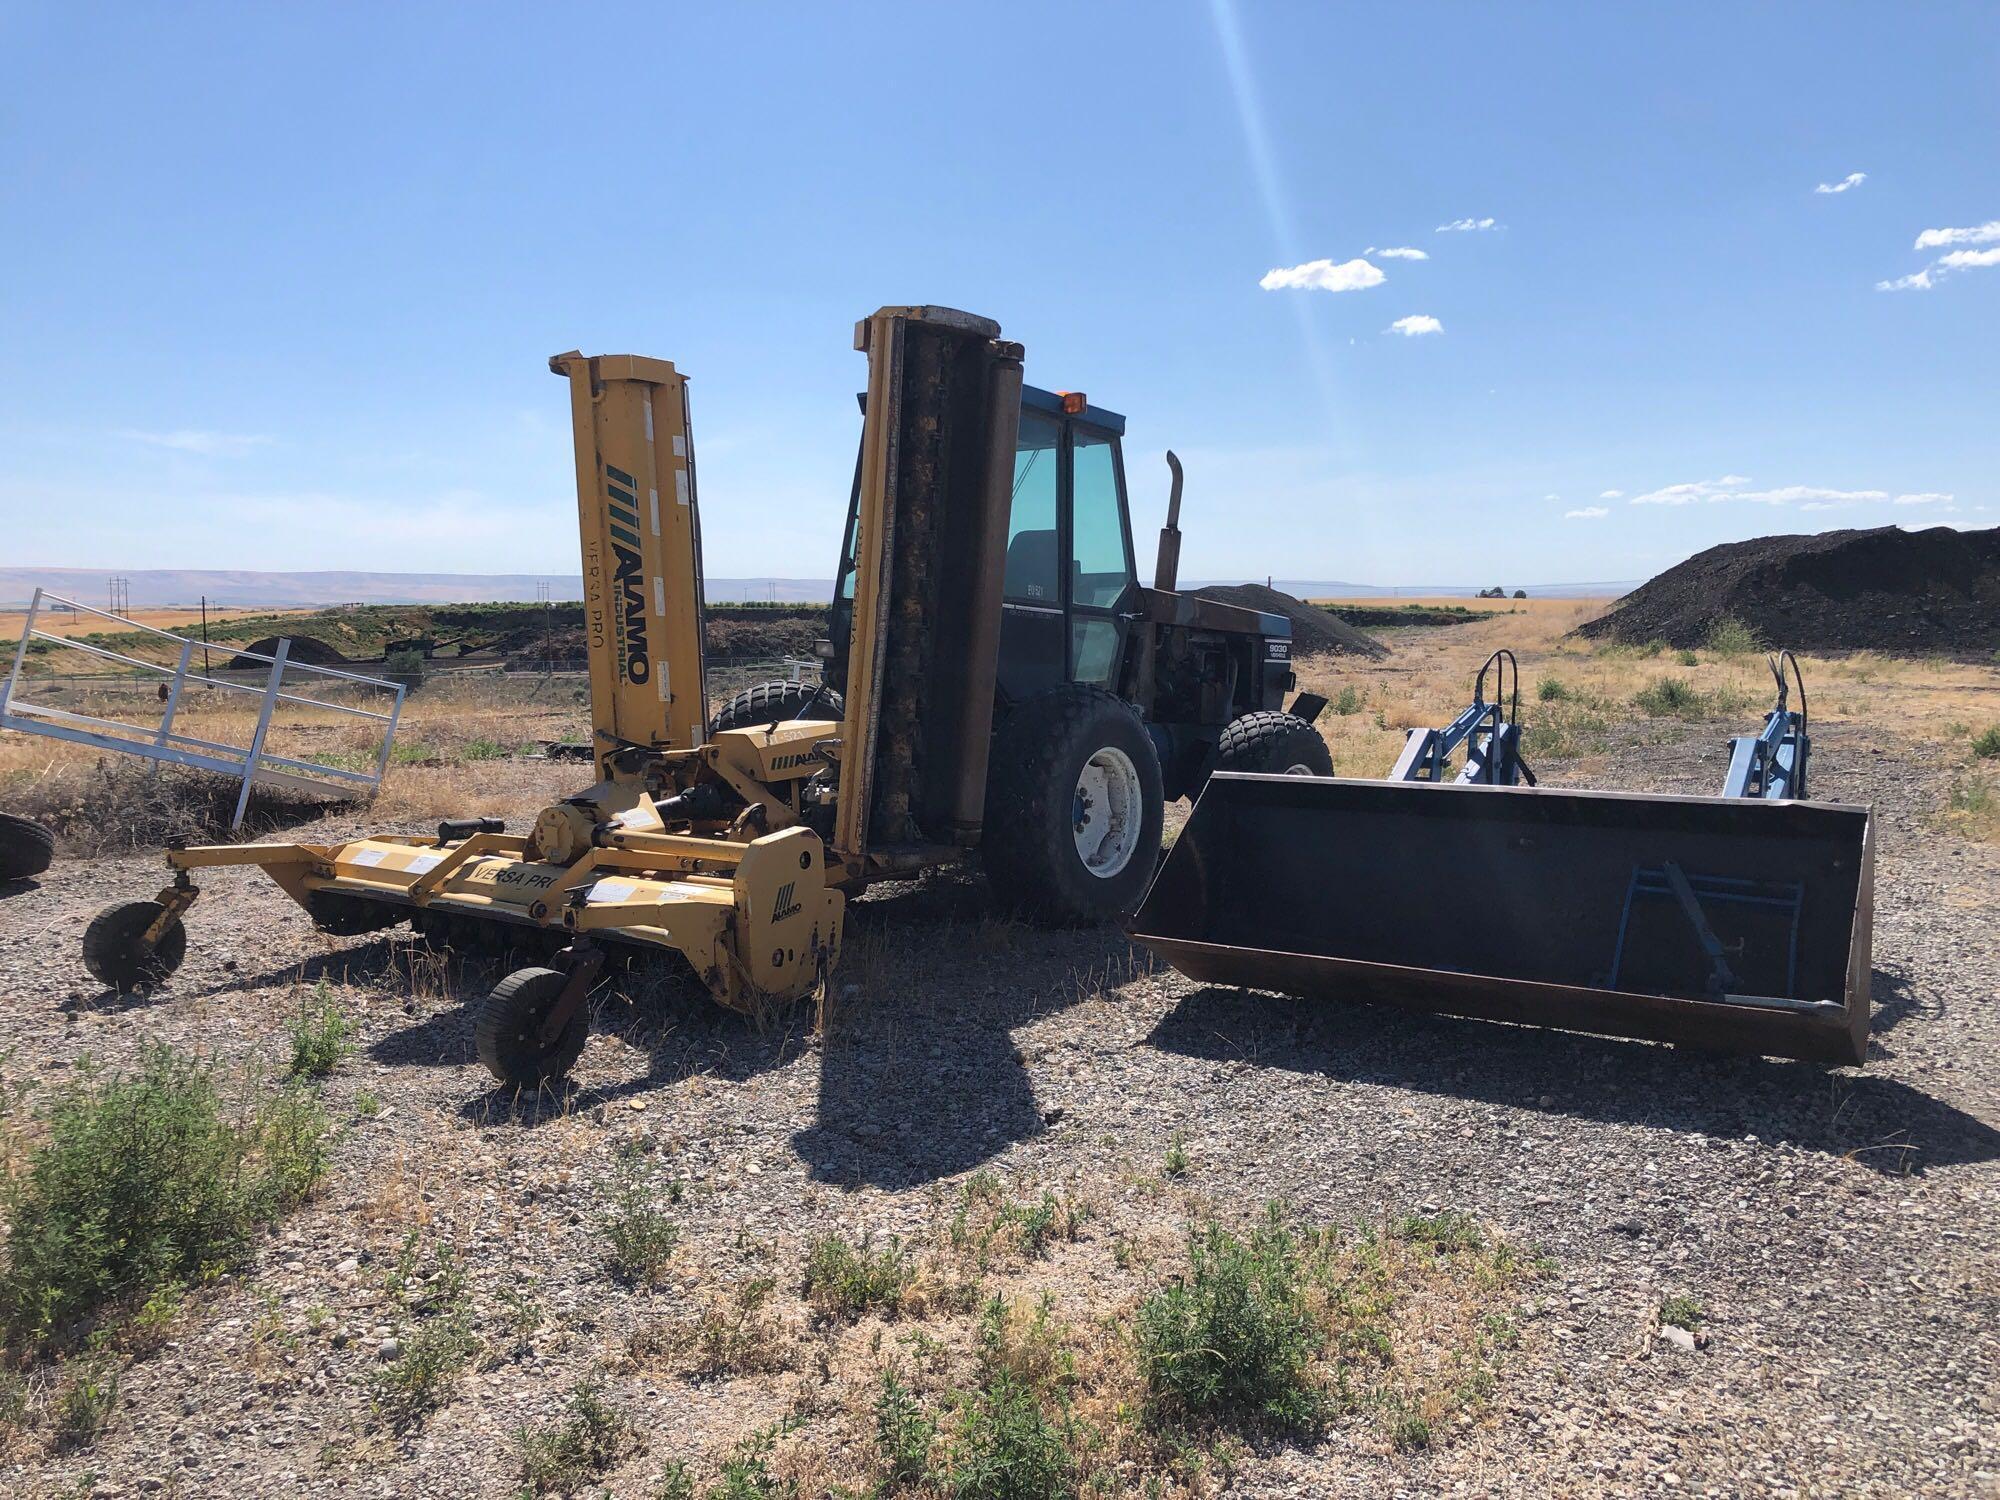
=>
[350,849,387,867]
[404,853,442,874]
[586,880,637,905]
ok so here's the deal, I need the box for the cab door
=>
[996,409,1067,701]
[1065,422,1137,689]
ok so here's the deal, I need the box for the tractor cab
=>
[829,385,1140,705]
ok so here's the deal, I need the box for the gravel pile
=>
[1578,524,2000,655]
[2,717,1995,1494]
[1193,583,1389,658]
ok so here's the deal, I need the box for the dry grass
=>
[9,594,1998,856]
[673,1194,1546,1496]
[0,604,308,646]
[1288,597,2000,830]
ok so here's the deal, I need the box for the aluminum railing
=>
[0,590,406,828]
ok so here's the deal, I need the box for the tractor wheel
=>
[475,966,588,1088]
[0,812,55,882]
[983,685,1165,926]
[82,900,188,990]
[708,680,842,735]
[1212,711,1334,780]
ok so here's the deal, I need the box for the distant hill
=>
[0,568,831,609]
[3,566,1634,611]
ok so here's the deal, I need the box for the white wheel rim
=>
[1072,746,1142,879]
[1282,762,1319,776]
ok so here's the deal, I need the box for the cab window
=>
[1004,412,1061,602]
[1070,429,1132,608]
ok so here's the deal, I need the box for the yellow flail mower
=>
[81,308,1330,1085]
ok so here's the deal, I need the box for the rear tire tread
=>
[1213,711,1334,779]
[0,811,56,882]
[709,680,843,736]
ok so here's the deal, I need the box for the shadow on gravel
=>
[1868,965,1945,1043]
[0,876,39,901]
[1146,985,2000,1176]
[791,874,1119,1190]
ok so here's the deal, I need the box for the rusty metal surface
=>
[1130,773,1874,1066]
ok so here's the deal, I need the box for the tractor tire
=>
[475,966,589,1088]
[0,812,56,881]
[983,686,1165,926]
[1213,711,1334,779]
[82,900,188,990]
[709,680,843,735]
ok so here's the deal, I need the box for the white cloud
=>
[1436,217,1498,232]
[1814,172,1866,194]
[1625,475,1951,511]
[1260,257,1385,292]
[1544,493,1560,501]
[1369,246,1429,260]
[1913,221,2000,250]
[1564,506,1609,519]
[1598,489,1623,500]
[119,429,272,456]
[1876,270,1934,292]
[1387,314,1443,336]
[1938,247,2000,270]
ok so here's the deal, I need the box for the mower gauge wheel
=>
[82,900,189,991]
[475,966,589,1088]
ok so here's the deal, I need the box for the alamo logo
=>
[604,463,651,684]
[770,751,821,771]
[770,882,802,923]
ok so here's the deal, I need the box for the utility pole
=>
[200,595,211,674]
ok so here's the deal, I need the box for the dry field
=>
[2,607,1998,1497]
[0,605,308,646]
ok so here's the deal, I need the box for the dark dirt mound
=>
[229,634,350,668]
[1192,584,1389,658]
[1577,526,2000,656]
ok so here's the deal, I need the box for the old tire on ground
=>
[82,900,188,990]
[708,680,843,735]
[0,812,56,882]
[1213,711,1334,779]
[983,685,1165,926]
[475,966,588,1088]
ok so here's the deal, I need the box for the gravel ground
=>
[1,717,1995,1498]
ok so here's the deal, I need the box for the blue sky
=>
[3,2,1995,587]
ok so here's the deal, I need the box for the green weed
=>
[1535,676,1569,702]
[1634,676,1708,718]
[288,981,354,1078]
[1330,685,1362,716]
[0,1047,328,1349]
[1135,1209,1329,1435]
[1658,1294,1704,1331]
[600,1152,681,1284]
[1704,617,1761,656]
[802,1233,910,1321]
[1972,726,2000,759]
[516,1374,633,1493]
[945,1372,1075,1500]
[874,1369,937,1485]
